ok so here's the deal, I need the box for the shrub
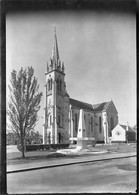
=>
[50,143,69,149]
[19,143,70,152]
[25,144,49,152]
[127,131,136,142]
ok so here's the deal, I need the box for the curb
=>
[7,154,136,174]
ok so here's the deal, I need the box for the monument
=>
[69,109,95,150]
[57,109,108,155]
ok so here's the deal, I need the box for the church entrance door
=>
[58,132,61,143]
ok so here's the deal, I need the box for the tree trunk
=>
[21,139,25,158]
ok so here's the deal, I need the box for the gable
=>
[120,124,135,132]
[112,124,125,133]
[120,125,127,130]
[106,101,118,114]
[92,100,118,114]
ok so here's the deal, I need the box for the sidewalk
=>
[7,151,136,174]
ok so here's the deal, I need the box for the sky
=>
[6,10,136,135]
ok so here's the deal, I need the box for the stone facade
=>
[93,101,118,143]
[43,29,70,144]
[43,29,118,144]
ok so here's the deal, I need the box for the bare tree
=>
[7,67,42,158]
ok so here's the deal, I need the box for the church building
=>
[43,29,118,145]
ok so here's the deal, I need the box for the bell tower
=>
[43,27,69,144]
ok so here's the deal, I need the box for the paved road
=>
[7,156,136,193]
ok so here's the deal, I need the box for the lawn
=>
[7,143,136,166]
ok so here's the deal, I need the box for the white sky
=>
[6,10,136,134]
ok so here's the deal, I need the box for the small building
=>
[26,131,43,144]
[6,130,20,145]
[112,124,136,143]
[7,129,43,145]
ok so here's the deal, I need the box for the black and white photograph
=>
[5,0,136,194]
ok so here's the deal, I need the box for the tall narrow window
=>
[110,117,114,130]
[57,79,59,91]
[58,115,60,127]
[110,117,114,136]
[57,78,62,92]
[75,113,78,133]
[84,115,86,126]
[91,117,93,133]
[48,79,50,91]
[48,78,52,91]
[60,79,62,91]
[50,78,52,90]
[50,115,52,125]
[99,117,102,133]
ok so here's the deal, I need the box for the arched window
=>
[75,113,78,134]
[99,117,102,133]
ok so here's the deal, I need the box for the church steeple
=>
[46,27,65,74]
[51,26,60,65]
[44,28,68,145]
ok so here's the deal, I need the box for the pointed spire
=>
[51,26,60,65]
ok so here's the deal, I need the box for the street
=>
[7,156,136,193]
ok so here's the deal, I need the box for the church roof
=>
[92,101,111,112]
[69,98,94,112]
[119,124,135,132]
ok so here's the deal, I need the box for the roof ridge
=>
[93,101,110,106]
[92,101,111,112]
[69,98,92,106]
